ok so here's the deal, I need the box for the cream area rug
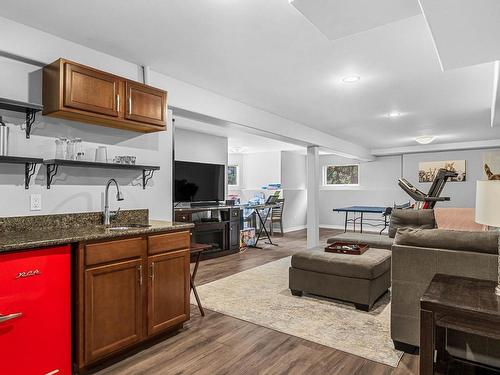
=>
[192,256,403,367]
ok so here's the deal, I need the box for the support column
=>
[307,146,320,248]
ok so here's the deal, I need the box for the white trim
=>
[283,225,307,233]
[227,164,240,188]
[492,60,499,128]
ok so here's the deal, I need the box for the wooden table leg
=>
[420,309,435,375]
[191,251,205,316]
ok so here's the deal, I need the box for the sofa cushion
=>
[326,232,394,250]
[291,247,391,279]
[394,228,498,254]
[388,209,436,238]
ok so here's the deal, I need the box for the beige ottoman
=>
[289,247,391,311]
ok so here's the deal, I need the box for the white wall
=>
[320,149,490,229]
[0,52,173,220]
[228,150,306,232]
[281,151,307,231]
[174,126,227,165]
[402,149,485,208]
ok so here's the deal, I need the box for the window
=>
[227,165,239,186]
[323,164,359,186]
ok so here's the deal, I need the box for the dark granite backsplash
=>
[0,209,149,233]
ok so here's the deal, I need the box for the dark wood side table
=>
[190,243,212,317]
[420,274,500,375]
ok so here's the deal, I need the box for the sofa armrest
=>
[391,244,497,346]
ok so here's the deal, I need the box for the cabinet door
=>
[125,81,166,126]
[64,62,120,117]
[229,221,241,250]
[148,249,189,336]
[85,259,144,363]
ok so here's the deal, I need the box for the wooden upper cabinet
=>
[125,81,166,126]
[43,58,167,133]
[64,62,120,117]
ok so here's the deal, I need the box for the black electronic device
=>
[174,161,225,203]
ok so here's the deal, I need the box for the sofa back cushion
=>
[434,208,487,232]
[388,209,436,238]
[394,228,498,254]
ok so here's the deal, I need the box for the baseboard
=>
[283,225,307,233]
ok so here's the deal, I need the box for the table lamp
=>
[475,180,500,296]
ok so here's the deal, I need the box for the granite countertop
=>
[0,219,194,253]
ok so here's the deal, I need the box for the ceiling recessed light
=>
[415,136,436,145]
[341,75,360,83]
[388,112,401,118]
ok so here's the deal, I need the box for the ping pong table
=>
[333,206,390,234]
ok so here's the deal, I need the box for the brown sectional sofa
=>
[327,208,500,366]
[391,228,499,355]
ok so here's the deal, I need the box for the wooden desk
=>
[420,274,500,375]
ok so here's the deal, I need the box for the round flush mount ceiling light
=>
[341,75,361,83]
[230,146,247,153]
[387,112,401,118]
[415,136,436,145]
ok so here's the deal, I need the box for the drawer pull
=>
[138,265,143,286]
[0,312,23,323]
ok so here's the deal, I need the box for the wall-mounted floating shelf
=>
[0,156,43,189]
[0,97,43,139]
[43,159,160,189]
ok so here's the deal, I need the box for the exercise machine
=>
[398,168,458,209]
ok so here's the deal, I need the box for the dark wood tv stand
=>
[174,205,241,260]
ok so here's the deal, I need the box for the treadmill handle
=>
[423,196,450,202]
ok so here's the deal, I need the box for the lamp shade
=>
[476,180,500,227]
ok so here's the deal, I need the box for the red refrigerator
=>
[0,245,71,375]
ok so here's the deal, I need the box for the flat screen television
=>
[174,161,225,203]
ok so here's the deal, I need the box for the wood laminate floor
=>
[97,229,419,375]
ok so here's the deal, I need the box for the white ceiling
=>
[175,116,304,154]
[418,0,500,71]
[292,0,421,41]
[0,0,499,151]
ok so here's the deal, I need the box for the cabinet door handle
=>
[150,262,155,279]
[116,94,120,110]
[128,97,132,114]
[138,265,143,286]
[0,312,23,323]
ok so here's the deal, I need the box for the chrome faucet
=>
[103,178,124,226]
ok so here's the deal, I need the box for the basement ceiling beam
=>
[492,61,500,127]
[372,138,500,156]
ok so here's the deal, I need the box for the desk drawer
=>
[85,237,145,266]
[148,231,190,255]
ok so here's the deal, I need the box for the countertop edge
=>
[0,221,194,253]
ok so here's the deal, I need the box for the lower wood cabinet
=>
[84,259,144,363]
[148,249,190,336]
[76,230,191,371]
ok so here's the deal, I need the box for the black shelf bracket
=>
[25,108,37,139]
[46,164,59,189]
[24,162,38,189]
[142,169,156,189]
